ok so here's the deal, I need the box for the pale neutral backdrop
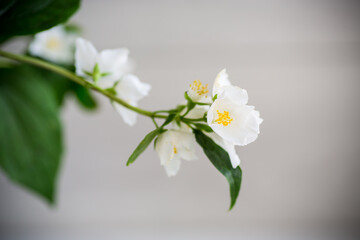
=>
[1,0,360,239]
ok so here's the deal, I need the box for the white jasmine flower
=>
[182,104,240,168]
[155,130,197,177]
[187,80,211,103]
[180,104,240,168]
[75,38,129,88]
[29,25,75,64]
[207,69,263,147]
[112,74,151,126]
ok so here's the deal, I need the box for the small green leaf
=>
[161,113,176,128]
[184,91,196,111]
[0,65,63,203]
[127,128,165,166]
[71,82,97,109]
[105,87,116,96]
[0,0,81,42]
[194,130,242,210]
[193,123,213,132]
[186,101,196,113]
[184,91,192,103]
[64,23,82,34]
[101,72,111,77]
[92,63,101,82]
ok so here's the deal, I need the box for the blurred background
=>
[1,0,360,239]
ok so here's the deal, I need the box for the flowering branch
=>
[0,1,264,211]
[0,26,262,210]
[0,49,167,119]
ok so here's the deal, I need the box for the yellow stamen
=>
[190,80,209,96]
[173,146,178,154]
[46,38,60,50]
[214,110,233,126]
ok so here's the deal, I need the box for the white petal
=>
[225,142,241,168]
[206,133,240,168]
[219,85,248,105]
[97,48,129,81]
[174,131,198,161]
[212,69,231,97]
[155,131,181,177]
[75,38,98,78]
[96,79,117,89]
[187,80,211,103]
[115,74,151,102]
[184,105,209,119]
[208,98,262,146]
[112,101,138,126]
[155,132,174,165]
[163,155,181,177]
[29,26,74,64]
[155,130,197,176]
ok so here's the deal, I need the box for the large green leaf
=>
[194,130,242,210]
[0,0,80,42]
[32,66,97,109]
[0,65,62,203]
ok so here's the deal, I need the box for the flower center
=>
[46,37,60,50]
[215,110,233,126]
[173,146,178,154]
[190,80,208,96]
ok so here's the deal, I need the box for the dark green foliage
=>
[33,66,97,109]
[0,66,63,203]
[194,130,242,210]
[0,0,81,42]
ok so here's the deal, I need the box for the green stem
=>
[0,50,167,119]
[192,101,211,106]
[151,117,159,128]
[182,117,206,122]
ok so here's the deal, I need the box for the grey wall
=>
[1,0,360,239]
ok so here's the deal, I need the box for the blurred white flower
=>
[75,38,129,88]
[187,80,211,103]
[112,74,151,126]
[29,25,75,64]
[75,38,151,126]
[155,130,197,177]
[207,69,263,147]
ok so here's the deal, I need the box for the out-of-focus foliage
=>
[0,0,80,43]
[0,0,81,203]
[0,66,62,203]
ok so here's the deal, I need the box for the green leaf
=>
[104,87,116,96]
[34,66,71,106]
[161,113,176,128]
[0,0,80,42]
[70,82,97,109]
[127,128,165,166]
[0,65,63,203]
[184,91,193,103]
[63,23,82,34]
[30,65,97,109]
[193,123,213,132]
[194,130,242,210]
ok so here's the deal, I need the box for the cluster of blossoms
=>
[157,70,263,176]
[28,25,263,178]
